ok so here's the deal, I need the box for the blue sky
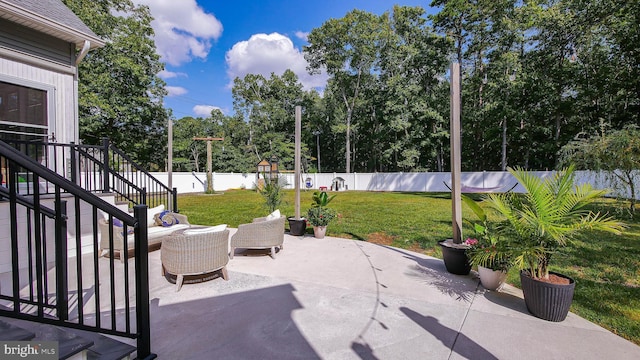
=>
[133,1,436,119]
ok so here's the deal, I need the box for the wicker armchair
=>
[230,216,286,259]
[161,228,230,291]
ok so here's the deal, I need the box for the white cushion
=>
[147,205,165,227]
[266,209,281,220]
[183,224,227,236]
[125,224,189,247]
[147,223,188,236]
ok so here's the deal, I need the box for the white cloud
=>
[225,32,328,90]
[166,86,188,96]
[158,70,187,79]
[294,31,309,42]
[193,105,220,117]
[132,0,223,66]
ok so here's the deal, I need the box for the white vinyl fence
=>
[148,170,638,199]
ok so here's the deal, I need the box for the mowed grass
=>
[177,189,640,345]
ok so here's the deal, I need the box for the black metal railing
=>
[104,139,177,211]
[0,140,156,359]
[1,138,177,212]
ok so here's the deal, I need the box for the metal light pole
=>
[313,130,321,173]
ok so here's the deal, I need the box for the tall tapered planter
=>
[520,271,575,322]
[438,239,471,275]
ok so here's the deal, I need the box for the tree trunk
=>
[501,116,507,171]
[346,108,352,173]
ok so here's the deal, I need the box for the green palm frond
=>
[485,166,626,279]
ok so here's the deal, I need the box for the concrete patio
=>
[137,230,640,359]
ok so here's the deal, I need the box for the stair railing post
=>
[70,142,78,186]
[133,205,155,359]
[55,196,69,321]
[102,138,110,193]
[172,187,178,213]
[9,160,20,310]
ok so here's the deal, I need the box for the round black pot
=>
[438,239,471,275]
[520,270,575,322]
[288,217,307,236]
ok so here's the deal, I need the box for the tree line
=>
[68,0,640,174]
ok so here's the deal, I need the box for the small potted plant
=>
[462,195,511,290]
[258,175,284,213]
[483,166,625,321]
[307,190,337,239]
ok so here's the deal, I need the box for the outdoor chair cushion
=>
[154,210,182,227]
[183,224,227,235]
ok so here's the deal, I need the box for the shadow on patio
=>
[148,283,320,359]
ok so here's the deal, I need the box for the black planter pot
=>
[520,270,575,322]
[438,239,471,275]
[288,217,307,236]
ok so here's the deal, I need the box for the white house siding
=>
[0,55,77,144]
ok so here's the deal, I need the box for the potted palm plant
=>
[258,176,284,213]
[484,166,624,321]
[307,190,337,239]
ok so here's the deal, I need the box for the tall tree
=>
[559,125,640,215]
[379,6,450,171]
[305,10,383,173]
[172,116,206,171]
[232,70,307,170]
[63,0,168,168]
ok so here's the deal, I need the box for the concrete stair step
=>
[0,317,135,360]
[70,327,136,360]
[0,319,35,340]
[0,317,93,360]
[114,201,132,213]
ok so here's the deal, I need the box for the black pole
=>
[55,196,68,321]
[172,187,178,213]
[70,142,77,185]
[133,205,156,359]
[102,138,110,193]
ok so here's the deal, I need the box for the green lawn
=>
[177,189,640,345]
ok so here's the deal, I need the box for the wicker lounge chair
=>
[161,227,230,291]
[230,215,285,259]
[99,205,190,262]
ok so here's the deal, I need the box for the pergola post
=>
[167,118,173,209]
[294,106,302,220]
[450,62,462,244]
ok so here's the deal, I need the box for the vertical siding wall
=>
[0,56,76,144]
